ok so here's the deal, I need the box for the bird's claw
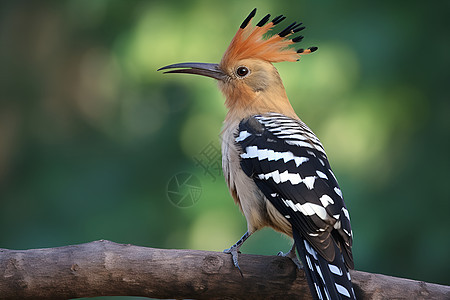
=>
[223,246,243,277]
[278,249,303,270]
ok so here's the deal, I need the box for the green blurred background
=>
[1,0,449,297]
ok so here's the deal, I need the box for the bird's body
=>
[222,117,293,236]
[159,8,356,299]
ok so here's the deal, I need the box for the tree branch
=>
[0,240,448,299]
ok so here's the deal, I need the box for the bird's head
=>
[158,8,317,120]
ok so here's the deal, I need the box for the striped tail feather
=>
[293,229,356,300]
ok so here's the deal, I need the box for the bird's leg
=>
[278,242,303,269]
[223,231,252,276]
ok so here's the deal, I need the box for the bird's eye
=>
[236,66,250,77]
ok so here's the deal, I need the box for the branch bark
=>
[0,240,448,299]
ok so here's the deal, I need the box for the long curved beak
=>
[157,62,226,81]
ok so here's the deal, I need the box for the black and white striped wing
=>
[235,113,355,299]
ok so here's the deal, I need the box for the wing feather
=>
[236,113,353,268]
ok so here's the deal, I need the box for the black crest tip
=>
[278,21,297,37]
[297,48,304,53]
[291,23,303,31]
[292,35,304,43]
[256,14,271,27]
[272,15,286,25]
[240,8,257,29]
[292,25,305,33]
[308,46,318,53]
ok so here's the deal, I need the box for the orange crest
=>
[221,8,317,68]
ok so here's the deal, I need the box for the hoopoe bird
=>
[159,8,356,300]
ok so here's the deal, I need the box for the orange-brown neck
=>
[220,76,298,125]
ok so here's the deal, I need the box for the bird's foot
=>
[223,246,243,277]
[223,231,251,277]
[278,245,303,270]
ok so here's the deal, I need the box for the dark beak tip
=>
[156,62,225,80]
[157,65,172,72]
